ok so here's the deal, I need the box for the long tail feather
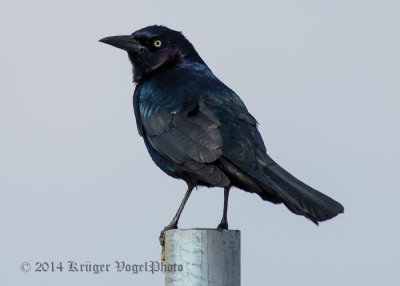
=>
[258,159,344,224]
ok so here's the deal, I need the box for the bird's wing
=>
[138,90,231,186]
[141,99,223,165]
[203,89,267,166]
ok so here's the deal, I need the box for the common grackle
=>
[100,26,344,245]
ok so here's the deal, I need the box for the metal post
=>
[164,228,240,286]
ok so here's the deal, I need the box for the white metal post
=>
[164,228,240,286]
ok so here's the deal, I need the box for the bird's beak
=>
[99,35,147,52]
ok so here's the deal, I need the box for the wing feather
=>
[141,100,223,165]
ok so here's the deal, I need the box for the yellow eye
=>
[154,40,162,48]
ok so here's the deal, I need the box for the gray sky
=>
[1,0,399,285]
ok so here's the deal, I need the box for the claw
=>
[159,224,178,263]
[159,224,177,246]
[217,222,228,230]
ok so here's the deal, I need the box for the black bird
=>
[100,26,344,243]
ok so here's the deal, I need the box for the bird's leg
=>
[217,186,231,230]
[159,184,194,247]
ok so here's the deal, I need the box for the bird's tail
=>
[256,157,344,224]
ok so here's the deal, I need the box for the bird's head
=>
[100,25,206,82]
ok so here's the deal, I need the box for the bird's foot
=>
[217,222,228,230]
[159,223,178,247]
[159,223,178,263]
